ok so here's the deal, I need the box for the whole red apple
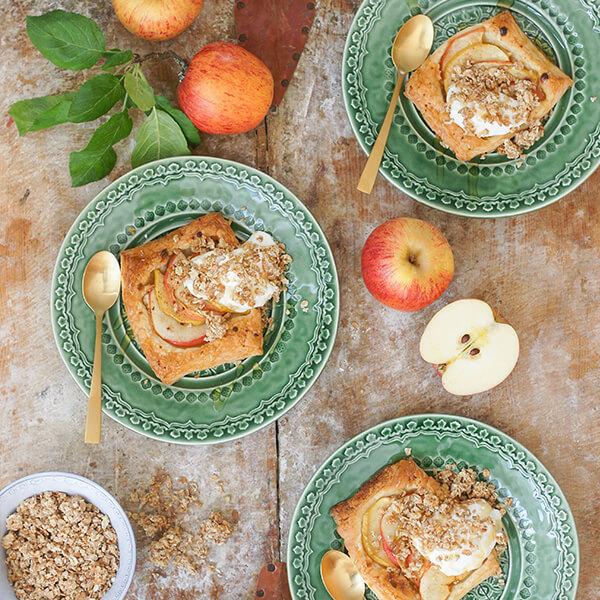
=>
[177,42,274,135]
[361,218,454,311]
[112,0,203,41]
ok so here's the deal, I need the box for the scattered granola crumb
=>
[128,470,236,575]
[404,447,412,456]
[300,299,309,312]
[2,492,119,600]
[591,96,597,103]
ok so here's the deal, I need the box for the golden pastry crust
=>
[330,459,502,600]
[405,11,573,161]
[120,213,263,385]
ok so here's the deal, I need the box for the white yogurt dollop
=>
[447,84,526,138]
[184,232,279,313]
[412,499,503,577]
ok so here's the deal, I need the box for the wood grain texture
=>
[1,0,598,599]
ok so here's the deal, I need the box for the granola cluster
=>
[448,61,544,157]
[128,470,235,574]
[383,465,507,579]
[2,492,119,600]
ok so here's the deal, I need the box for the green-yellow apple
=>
[361,218,454,311]
[177,42,274,134]
[112,0,203,41]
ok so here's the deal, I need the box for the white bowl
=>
[0,472,136,600]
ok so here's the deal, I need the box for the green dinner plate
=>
[51,157,339,444]
[343,0,600,216]
[288,414,579,599]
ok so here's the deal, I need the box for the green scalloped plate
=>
[343,0,600,216]
[51,157,339,444]
[288,414,579,600]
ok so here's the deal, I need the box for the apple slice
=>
[147,288,207,348]
[361,497,396,568]
[420,566,453,600]
[443,43,511,91]
[447,553,500,600]
[420,299,519,396]
[154,270,206,325]
[440,28,485,74]
[380,504,400,567]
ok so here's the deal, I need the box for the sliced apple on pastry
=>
[361,497,396,568]
[153,269,206,325]
[442,43,511,91]
[420,566,454,600]
[420,299,519,396]
[439,27,485,74]
[447,553,500,600]
[147,288,207,348]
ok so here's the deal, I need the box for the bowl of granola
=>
[0,472,136,600]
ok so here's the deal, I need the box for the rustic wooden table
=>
[1,1,598,599]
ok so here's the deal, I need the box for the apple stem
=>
[134,51,189,81]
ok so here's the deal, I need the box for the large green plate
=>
[343,0,600,216]
[51,157,339,444]
[288,414,579,599]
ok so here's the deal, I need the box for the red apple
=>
[177,42,274,134]
[112,0,203,41]
[361,218,454,312]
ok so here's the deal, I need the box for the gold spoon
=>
[357,14,434,194]
[82,251,121,444]
[321,550,365,600]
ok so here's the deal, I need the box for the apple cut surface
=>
[443,43,511,91]
[439,28,485,73]
[147,288,207,348]
[420,299,519,396]
[154,269,206,325]
[447,553,500,600]
[361,497,396,568]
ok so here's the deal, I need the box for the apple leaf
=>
[131,108,189,168]
[68,73,125,123]
[154,95,201,147]
[102,49,133,71]
[124,66,155,112]
[69,112,133,186]
[8,92,75,135]
[26,10,105,70]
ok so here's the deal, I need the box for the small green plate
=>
[51,157,339,444]
[343,0,600,216]
[287,414,579,599]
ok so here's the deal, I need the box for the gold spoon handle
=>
[84,314,103,444]
[357,72,404,194]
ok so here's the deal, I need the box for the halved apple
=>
[147,288,207,348]
[361,497,396,568]
[420,566,454,600]
[442,43,511,91]
[154,270,206,325]
[420,299,519,396]
[439,28,485,74]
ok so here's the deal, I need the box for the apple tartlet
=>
[120,213,290,385]
[405,11,573,161]
[331,459,507,600]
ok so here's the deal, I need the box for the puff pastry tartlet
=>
[331,459,506,600]
[405,11,573,161]
[120,213,290,385]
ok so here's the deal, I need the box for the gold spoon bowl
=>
[320,549,365,600]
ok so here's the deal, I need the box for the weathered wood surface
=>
[0,1,598,599]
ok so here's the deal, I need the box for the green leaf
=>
[26,10,105,70]
[131,107,189,168]
[155,95,201,147]
[124,67,155,112]
[68,112,133,186]
[8,92,74,135]
[85,111,133,149]
[102,48,133,71]
[69,147,117,187]
[68,73,125,123]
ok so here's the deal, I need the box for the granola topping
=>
[2,492,119,600]
[446,61,540,139]
[184,231,291,313]
[381,466,506,579]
